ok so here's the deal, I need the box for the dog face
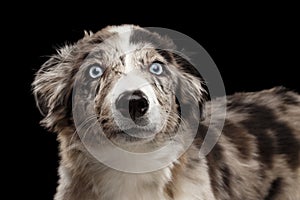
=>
[33,25,206,151]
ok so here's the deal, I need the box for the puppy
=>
[33,25,300,200]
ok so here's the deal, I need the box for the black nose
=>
[116,90,149,120]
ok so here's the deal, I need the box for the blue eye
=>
[89,64,103,78]
[149,62,164,75]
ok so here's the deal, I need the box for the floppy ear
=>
[174,55,208,121]
[32,45,76,132]
[32,30,114,132]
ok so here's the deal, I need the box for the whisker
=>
[66,115,98,152]
[81,119,100,145]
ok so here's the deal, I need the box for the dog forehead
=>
[90,26,155,70]
[104,25,144,54]
[107,25,134,53]
[105,25,167,54]
[86,25,173,72]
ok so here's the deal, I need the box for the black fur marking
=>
[264,178,282,200]
[119,55,125,66]
[206,142,224,199]
[95,83,100,95]
[172,53,210,101]
[274,121,300,170]
[172,53,201,78]
[156,49,173,63]
[100,118,108,125]
[155,78,165,94]
[222,120,253,160]
[228,101,300,170]
[283,94,299,106]
[194,123,209,143]
[273,87,299,105]
[129,29,174,49]
[220,165,232,196]
[85,50,105,60]
[241,118,276,169]
[175,96,182,120]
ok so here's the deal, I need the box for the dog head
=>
[33,25,207,152]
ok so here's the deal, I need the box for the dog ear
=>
[32,45,76,131]
[32,30,113,132]
[174,55,209,121]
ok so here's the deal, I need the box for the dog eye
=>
[89,64,103,78]
[149,62,164,75]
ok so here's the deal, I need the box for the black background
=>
[7,4,298,200]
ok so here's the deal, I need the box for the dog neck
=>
[55,147,174,200]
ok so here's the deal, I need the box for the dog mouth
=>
[109,127,157,143]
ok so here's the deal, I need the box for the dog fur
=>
[33,25,300,200]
